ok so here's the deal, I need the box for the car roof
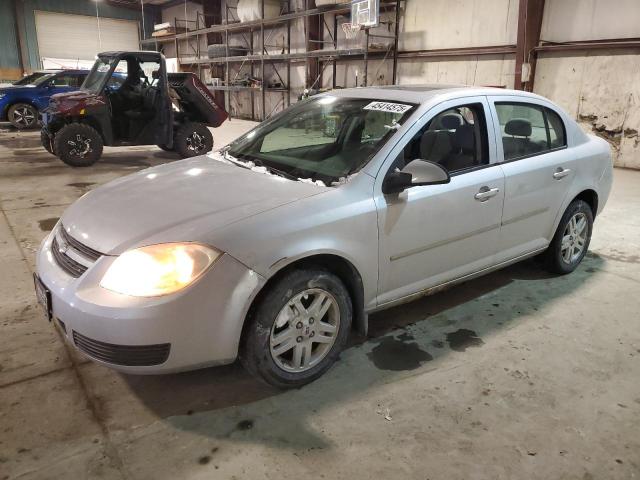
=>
[328,84,548,104]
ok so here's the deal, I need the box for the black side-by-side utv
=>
[41,51,228,167]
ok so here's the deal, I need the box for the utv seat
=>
[124,86,158,120]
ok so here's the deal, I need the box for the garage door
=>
[35,11,139,63]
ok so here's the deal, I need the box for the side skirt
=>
[369,246,549,314]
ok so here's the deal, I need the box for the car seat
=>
[502,118,538,158]
[440,124,476,172]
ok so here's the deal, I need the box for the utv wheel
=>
[174,122,213,158]
[157,144,174,152]
[544,199,593,274]
[8,103,38,129]
[241,268,352,389]
[40,130,55,155]
[54,123,103,167]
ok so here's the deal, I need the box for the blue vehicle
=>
[0,69,89,129]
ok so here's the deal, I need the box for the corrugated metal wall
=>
[0,2,21,81]
[0,0,157,80]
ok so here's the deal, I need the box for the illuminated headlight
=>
[100,243,221,297]
[0,94,6,99]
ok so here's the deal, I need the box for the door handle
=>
[474,186,500,202]
[553,167,571,180]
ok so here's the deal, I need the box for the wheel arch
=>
[7,99,39,110]
[574,189,598,218]
[241,253,368,348]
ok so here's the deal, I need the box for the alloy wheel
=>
[67,134,93,158]
[561,212,588,264]
[11,106,37,128]
[186,132,206,153]
[269,288,340,373]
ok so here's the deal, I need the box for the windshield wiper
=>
[261,163,299,181]
[222,149,252,170]
[222,149,299,181]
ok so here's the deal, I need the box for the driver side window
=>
[398,103,489,174]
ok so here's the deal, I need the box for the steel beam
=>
[514,0,545,91]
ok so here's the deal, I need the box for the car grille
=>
[72,331,171,366]
[59,227,102,261]
[51,226,104,278]
[52,236,89,277]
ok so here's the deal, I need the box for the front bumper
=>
[35,228,266,374]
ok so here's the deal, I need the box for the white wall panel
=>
[35,11,139,62]
[400,0,518,51]
[534,50,640,168]
[541,0,640,43]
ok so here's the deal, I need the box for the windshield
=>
[14,72,49,86]
[82,57,116,93]
[32,73,57,86]
[226,97,415,185]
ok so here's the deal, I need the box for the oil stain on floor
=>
[38,217,59,231]
[367,333,433,371]
[446,329,484,352]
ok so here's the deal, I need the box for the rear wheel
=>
[41,130,55,155]
[54,123,103,167]
[174,122,213,158]
[544,199,593,274]
[8,103,38,129]
[241,268,352,389]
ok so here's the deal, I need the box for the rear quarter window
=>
[495,102,567,161]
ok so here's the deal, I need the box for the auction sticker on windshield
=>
[363,101,412,114]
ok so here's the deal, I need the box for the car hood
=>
[0,85,37,95]
[61,155,329,255]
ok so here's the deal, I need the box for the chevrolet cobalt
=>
[35,85,613,388]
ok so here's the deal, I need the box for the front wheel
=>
[241,269,352,389]
[8,103,38,129]
[54,123,104,167]
[174,122,213,158]
[544,199,593,274]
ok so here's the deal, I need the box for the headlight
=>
[100,243,221,297]
[0,93,6,99]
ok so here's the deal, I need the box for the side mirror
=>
[382,159,450,194]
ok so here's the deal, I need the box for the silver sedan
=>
[35,85,613,387]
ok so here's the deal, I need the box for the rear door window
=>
[495,102,566,161]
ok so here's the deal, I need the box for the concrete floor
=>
[0,122,639,480]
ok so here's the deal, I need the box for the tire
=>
[8,103,38,129]
[241,268,353,389]
[54,123,103,167]
[544,199,593,274]
[41,130,55,155]
[174,122,213,158]
[157,144,174,152]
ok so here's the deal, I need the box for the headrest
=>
[453,124,475,153]
[440,114,462,130]
[505,118,532,137]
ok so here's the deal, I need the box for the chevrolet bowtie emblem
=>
[58,239,69,254]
